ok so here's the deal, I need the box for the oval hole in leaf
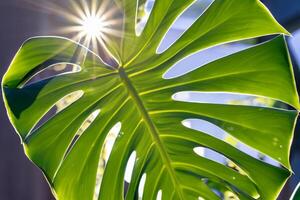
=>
[138,173,147,199]
[193,147,227,166]
[182,119,224,140]
[237,142,281,167]
[163,43,250,79]
[94,122,122,199]
[124,151,137,197]
[28,90,84,137]
[64,109,101,159]
[173,92,276,108]
[55,90,85,113]
[76,109,101,136]
[183,118,281,167]
[193,146,244,173]
[156,0,213,54]
[136,0,156,36]
[22,63,81,87]
[124,151,137,183]
[191,152,250,198]
[102,122,122,161]
[156,189,162,200]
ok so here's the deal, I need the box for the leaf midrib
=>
[118,67,185,199]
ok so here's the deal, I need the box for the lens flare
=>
[64,0,123,53]
[80,15,105,38]
[22,0,123,59]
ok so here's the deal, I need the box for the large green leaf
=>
[2,0,299,199]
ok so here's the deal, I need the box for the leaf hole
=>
[138,173,147,199]
[55,90,85,113]
[156,189,162,200]
[94,122,122,199]
[173,92,276,108]
[236,142,281,167]
[124,151,137,183]
[22,62,81,87]
[28,90,84,136]
[156,0,213,54]
[183,119,281,167]
[193,146,247,176]
[75,109,101,137]
[64,109,101,159]
[182,119,225,141]
[136,0,155,36]
[162,43,250,79]
[124,151,137,197]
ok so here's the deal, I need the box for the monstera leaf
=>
[2,0,300,199]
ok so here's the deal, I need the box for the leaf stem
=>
[118,67,185,199]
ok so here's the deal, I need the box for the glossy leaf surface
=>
[2,0,299,199]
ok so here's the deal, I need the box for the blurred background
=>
[0,0,299,199]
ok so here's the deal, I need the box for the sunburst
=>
[62,0,122,50]
[23,0,123,60]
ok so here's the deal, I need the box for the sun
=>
[80,15,105,38]
[42,0,123,56]
[23,0,123,66]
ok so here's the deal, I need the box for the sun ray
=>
[80,0,92,18]
[22,0,81,23]
[21,0,123,66]
[101,5,120,21]
[95,0,111,19]
[70,1,89,23]
[92,36,100,57]
[91,0,98,17]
